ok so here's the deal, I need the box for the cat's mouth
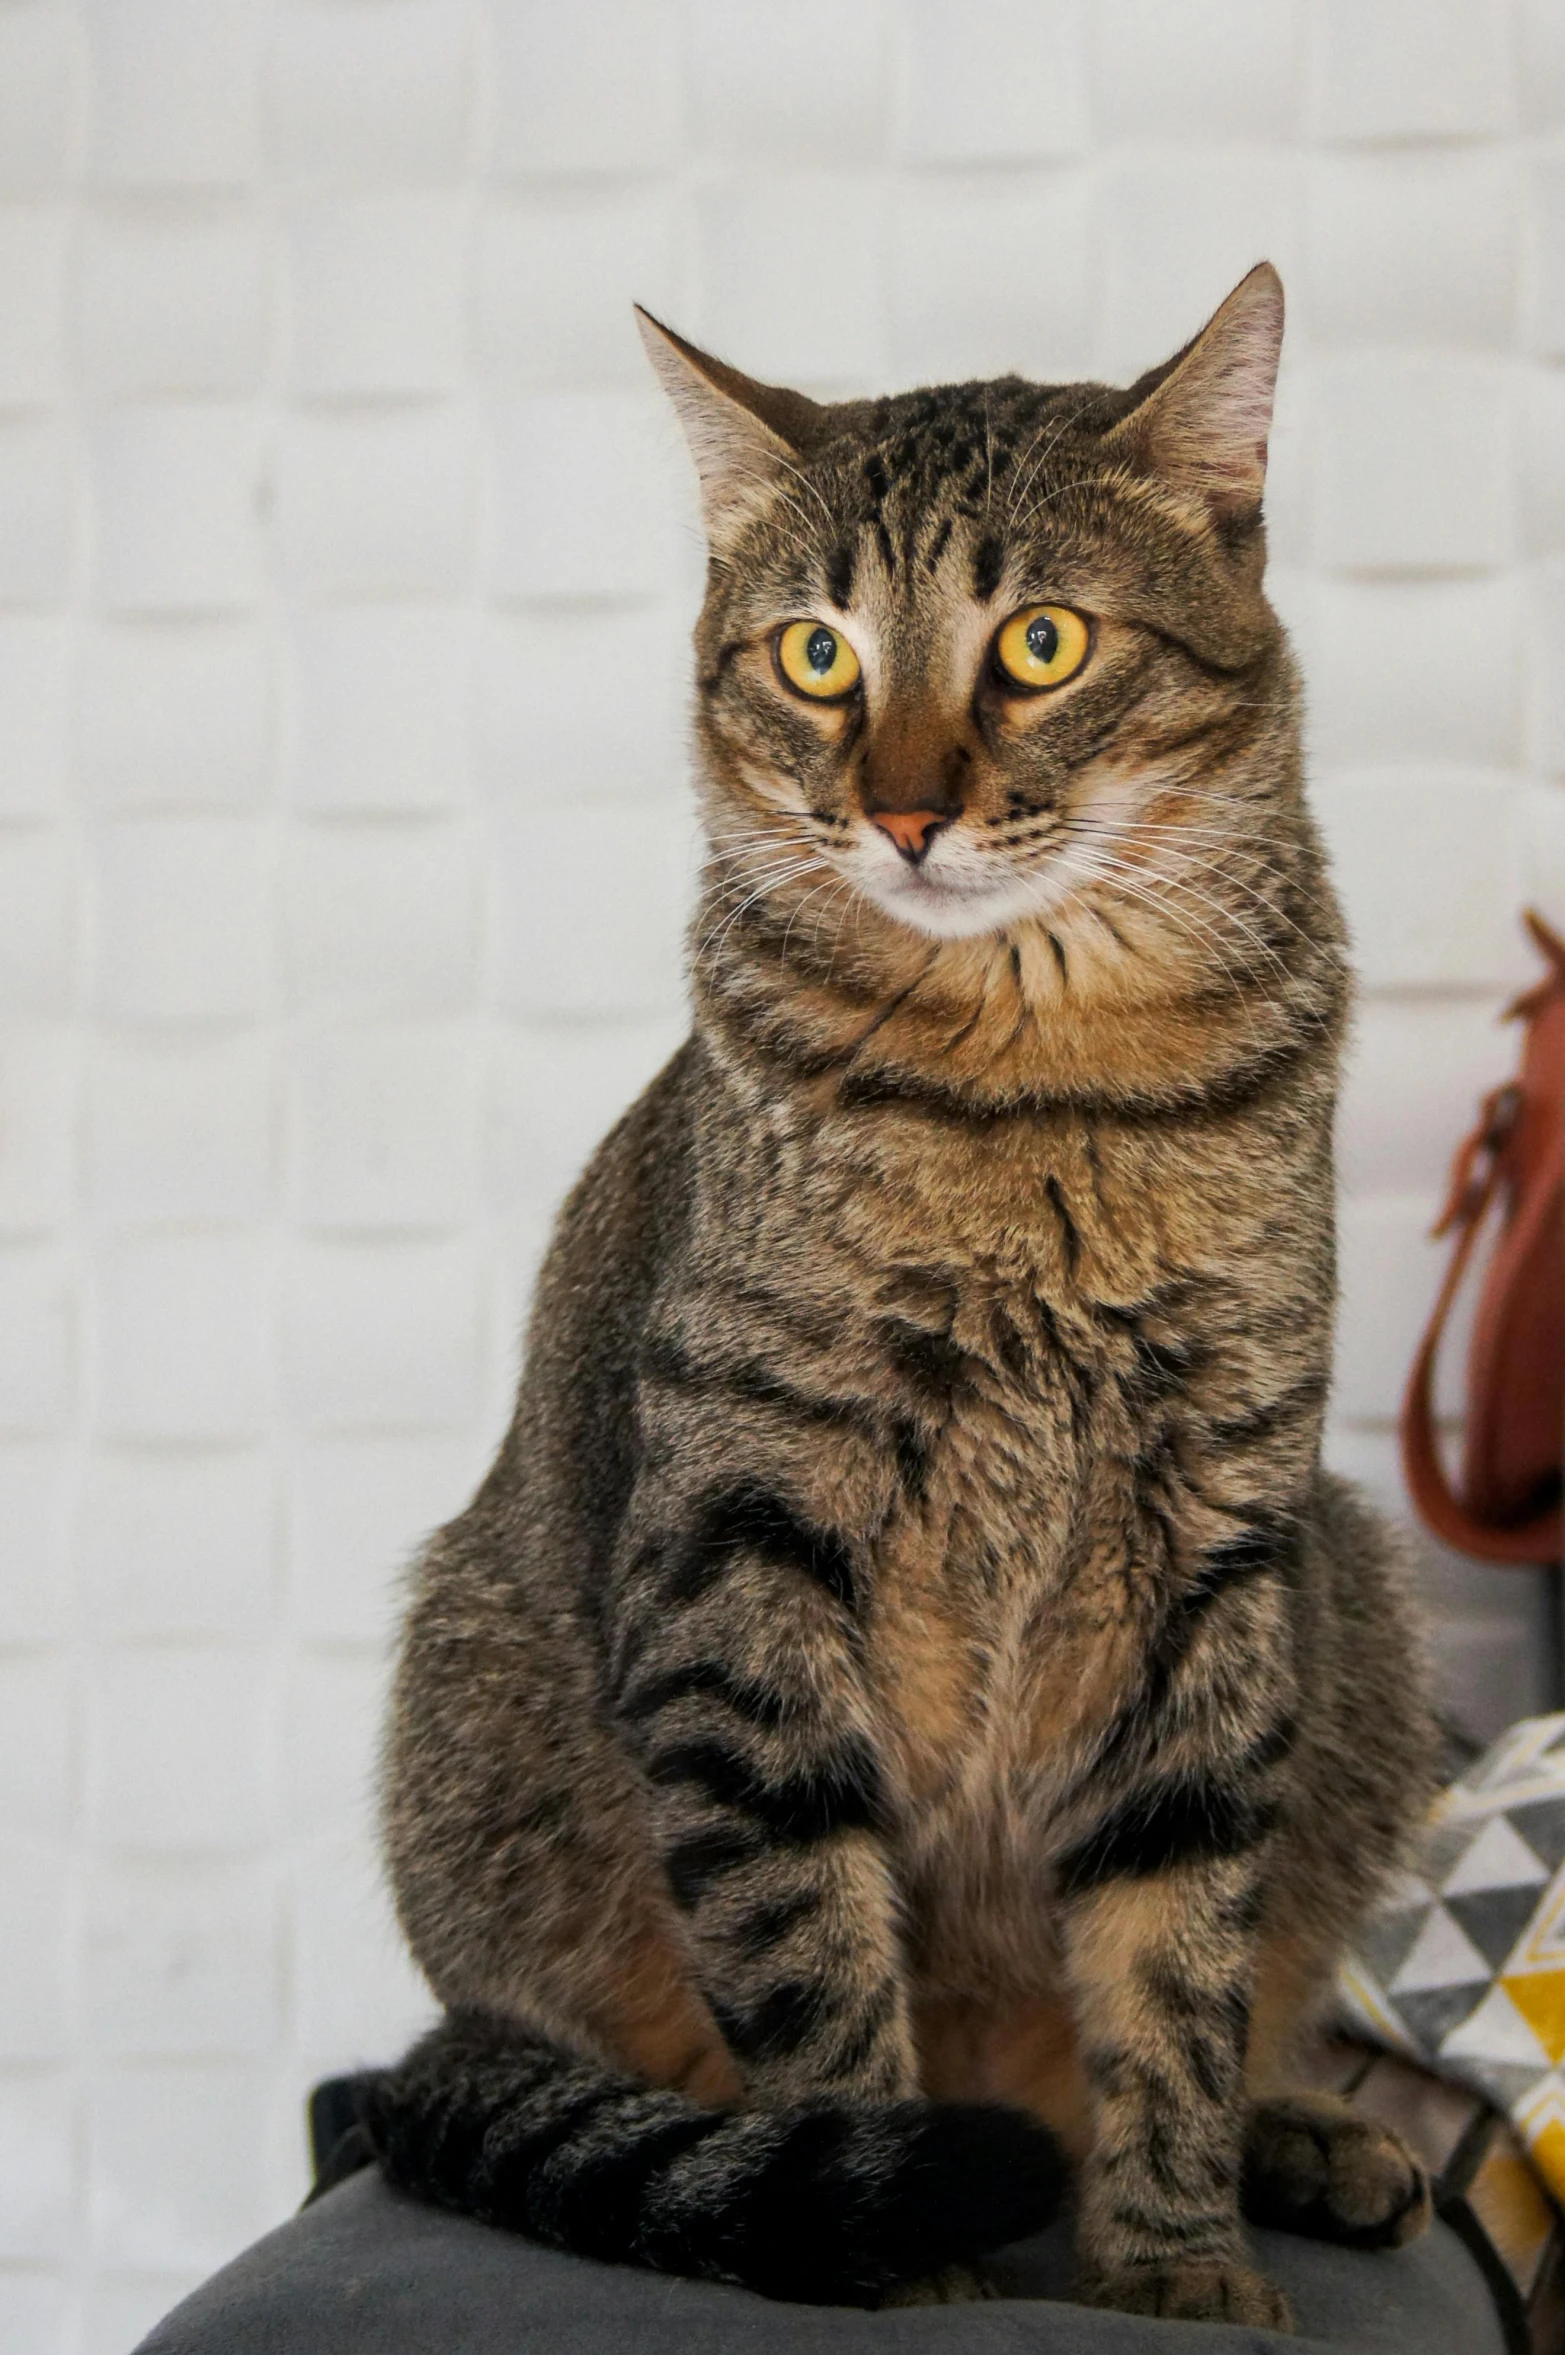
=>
[861,845,1079,941]
[888,867,995,908]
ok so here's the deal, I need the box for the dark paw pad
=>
[1244,2094,1431,2249]
[1083,2257,1293,2330]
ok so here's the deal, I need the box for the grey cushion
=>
[133,2166,1508,2355]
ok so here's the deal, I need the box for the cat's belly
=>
[870,1381,1140,1748]
[900,1778,1072,2003]
[868,1472,1143,2006]
[845,1249,1154,2000]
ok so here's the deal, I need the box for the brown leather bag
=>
[1400,911,1565,1564]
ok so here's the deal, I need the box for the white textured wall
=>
[3,2,1564,2346]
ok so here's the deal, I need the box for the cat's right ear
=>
[636,308,826,545]
[1106,262,1284,530]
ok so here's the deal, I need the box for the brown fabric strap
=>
[1400,1098,1565,1566]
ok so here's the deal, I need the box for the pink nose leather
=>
[872,810,946,858]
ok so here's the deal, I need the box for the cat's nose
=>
[871,810,950,865]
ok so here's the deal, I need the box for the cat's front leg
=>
[1051,1514,1301,2328]
[609,1468,917,2105]
[1059,1846,1291,2330]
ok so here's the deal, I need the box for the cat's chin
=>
[861,867,1073,942]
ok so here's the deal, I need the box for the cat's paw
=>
[876,2263,996,2306]
[1243,2092,1431,2250]
[1082,2256,1292,2330]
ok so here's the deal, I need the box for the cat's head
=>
[642,267,1303,996]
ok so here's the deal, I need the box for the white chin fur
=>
[857,863,1074,941]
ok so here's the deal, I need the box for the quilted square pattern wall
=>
[2,4,1563,2347]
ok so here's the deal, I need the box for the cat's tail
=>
[356,2008,1067,2307]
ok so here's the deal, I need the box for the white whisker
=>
[1004,395,1094,530]
[693,854,830,967]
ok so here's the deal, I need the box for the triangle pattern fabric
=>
[1473,1716,1565,1797]
[1439,1981,1552,2071]
[1421,1820,1476,1888]
[1508,1800,1565,1877]
[1389,1903,1492,1994]
[1396,1981,1494,2053]
[1338,1710,1565,2208]
[1354,1905,1431,1990]
[1509,1869,1565,1975]
[1501,1969,1565,2066]
[1441,1814,1551,1896]
[1445,1884,1544,1973]
[1335,1958,1422,2058]
[1470,2058,1555,2113]
[1518,2077,1565,2191]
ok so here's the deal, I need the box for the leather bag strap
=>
[1400,1084,1565,1565]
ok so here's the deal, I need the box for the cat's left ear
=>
[636,307,827,544]
[1107,262,1284,528]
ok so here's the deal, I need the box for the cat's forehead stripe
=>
[924,517,953,576]
[972,534,1005,602]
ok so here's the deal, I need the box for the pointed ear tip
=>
[634,306,692,381]
[1236,260,1285,321]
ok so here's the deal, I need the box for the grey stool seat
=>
[133,2164,1508,2355]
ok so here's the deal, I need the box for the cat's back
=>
[456,1034,705,1598]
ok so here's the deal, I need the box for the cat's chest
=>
[797,1119,1183,1810]
[719,1098,1229,1785]
[854,1237,1151,1807]
[820,1105,1168,1530]
[867,1342,1143,1802]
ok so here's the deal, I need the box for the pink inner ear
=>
[1119,266,1284,521]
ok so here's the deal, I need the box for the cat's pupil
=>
[806,626,837,674]
[1026,614,1059,665]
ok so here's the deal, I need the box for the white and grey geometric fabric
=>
[1339,1711,1565,2204]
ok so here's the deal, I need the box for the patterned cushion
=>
[1341,1710,1565,2203]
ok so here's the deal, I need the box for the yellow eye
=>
[776,619,862,702]
[994,604,1092,692]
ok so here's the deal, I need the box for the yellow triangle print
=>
[1470,1712,1565,1803]
[1506,1867,1565,1977]
[1527,2113,1565,2208]
[1500,1968,1565,2065]
[1336,1958,1421,2058]
[1516,2077,1565,2208]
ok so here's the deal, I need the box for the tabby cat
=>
[368,264,1437,2328]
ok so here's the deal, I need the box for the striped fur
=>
[368,2010,1065,2306]
[377,270,1436,2323]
